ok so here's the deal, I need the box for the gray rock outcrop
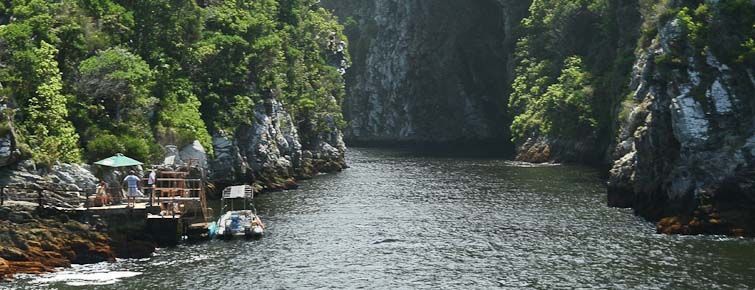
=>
[210,99,347,189]
[179,141,208,170]
[321,0,530,145]
[0,89,19,168]
[608,16,755,235]
[0,132,17,168]
[0,162,98,208]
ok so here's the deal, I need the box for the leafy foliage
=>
[509,0,629,147]
[77,47,154,126]
[21,41,82,165]
[512,56,596,140]
[0,0,349,164]
[154,78,212,152]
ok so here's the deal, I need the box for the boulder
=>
[163,145,183,165]
[179,140,208,171]
[0,133,18,168]
[0,162,98,209]
[51,163,97,192]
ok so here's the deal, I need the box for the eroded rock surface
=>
[0,162,97,209]
[209,99,347,190]
[322,0,529,145]
[608,17,755,236]
[0,205,115,279]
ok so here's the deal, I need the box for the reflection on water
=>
[7,148,755,289]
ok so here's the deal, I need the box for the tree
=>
[540,56,596,138]
[77,47,154,126]
[154,78,212,153]
[22,41,81,165]
[511,56,596,140]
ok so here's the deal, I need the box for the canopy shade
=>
[223,185,253,199]
[94,153,144,168]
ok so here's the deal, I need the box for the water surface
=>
[8,148,755,289]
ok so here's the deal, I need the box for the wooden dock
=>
[1,160,214,246]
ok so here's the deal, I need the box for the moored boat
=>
[210,185,264,239]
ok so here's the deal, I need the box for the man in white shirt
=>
[122,171,141,208]
[147,169,157,204]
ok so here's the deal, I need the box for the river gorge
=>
[1,0,754,288]
[7,148,755,289]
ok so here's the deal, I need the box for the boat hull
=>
[214,210,264,240]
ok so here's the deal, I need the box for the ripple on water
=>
[7,148,755,289]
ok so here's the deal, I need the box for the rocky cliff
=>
[321,0,530,147]
[608,3,755,236]
[505,1,642,164]
[209,98,347,190]
[326,0,754,236]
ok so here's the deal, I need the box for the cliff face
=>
[608,5,755,235]
[506,1,642,164]
[325,0,754,236]
[321,0,530,146]
[209,98,347,189]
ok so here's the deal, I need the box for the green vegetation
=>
[508,0,639,156]
[508,0,753,161]
[0,0,349,165]
[512,56,596,140]
[666,0,755,66]
[22,41,82,166]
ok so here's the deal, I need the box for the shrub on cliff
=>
[75,47,160,163]
[0,0,84,166]
[507,0,641,161]
[511,56,596,141]
[154,78,213,154]
[77,47,155,127]
[21,42,82,166]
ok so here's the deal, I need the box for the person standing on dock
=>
[147,169,157,205]
[123,171,142,208]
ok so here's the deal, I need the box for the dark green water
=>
[7,148,755,289]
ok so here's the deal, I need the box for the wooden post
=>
[1,187,5,206]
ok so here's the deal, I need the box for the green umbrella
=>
[94,153,143,168]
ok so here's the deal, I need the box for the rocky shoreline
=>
[0,204,114,280]
[0,97,348,280]
[606,15,755,238]
[0,155,346,281]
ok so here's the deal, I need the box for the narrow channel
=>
[10,148,755,289]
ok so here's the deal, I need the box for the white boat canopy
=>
[223,185,253,199]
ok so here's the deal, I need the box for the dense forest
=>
[509,0,754,163]
[0,0,349,167]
